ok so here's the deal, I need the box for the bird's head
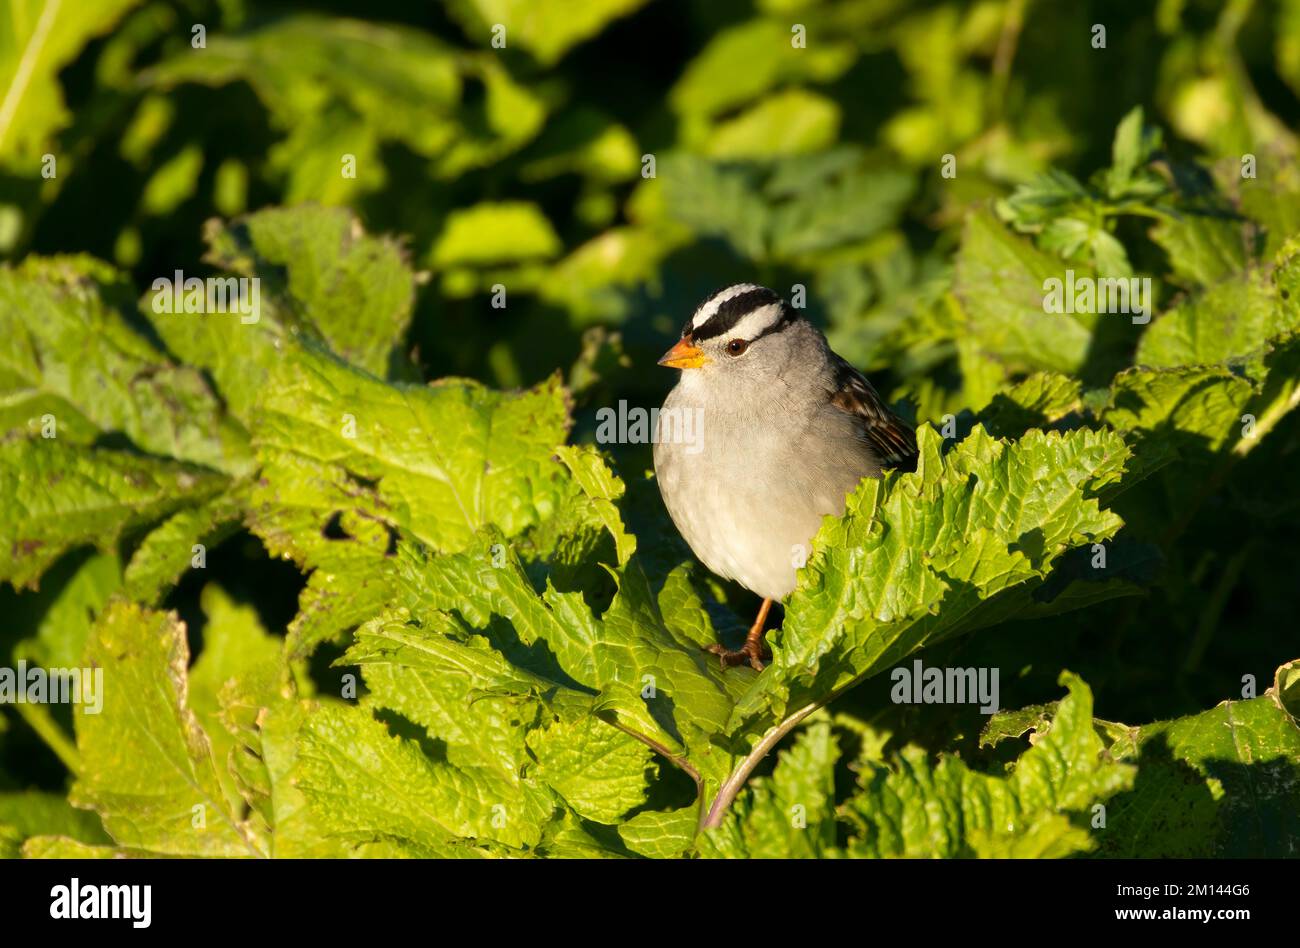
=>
[657,284,804,388]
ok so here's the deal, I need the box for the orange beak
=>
[657,336,708,370]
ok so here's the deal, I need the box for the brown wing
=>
[826,353,918,472]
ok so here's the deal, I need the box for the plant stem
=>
[989,0,1028,116]
[699,701,820,830]
[15,704,80,775]
[603,714,701,790]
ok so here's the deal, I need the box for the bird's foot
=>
[707,597,775,671]
[706,637,771,672]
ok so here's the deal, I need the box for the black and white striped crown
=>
[684,284,797,342]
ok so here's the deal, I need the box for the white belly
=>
[653,387,871,600]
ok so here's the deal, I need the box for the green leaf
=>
[0,255,251,472]
[209,206,415,375]
[0,791,109,859]
[0,0,143,166]
[554,445,636,566]
[1088,227,1133,278]
[616,808,697,859]
[659,156,770,260]
[669,19,855,119]
[535,809,630,858]
[343,607,591,836]
[121,493,243,605]
[188,584,284,815]
[954,210,1098,374]
[977,372,1083,438]
[251,346,573,559]
[1240,159,1300,259]
[140,143,203,215]
[705,89,840,159]
[843,674,1134,857]
[1149,213,1251,287]
[266,110,382,206]
[149,16,464,143]
[658,154,913,263]
[1106,329,1300,471]
[217,683,353,858]
[999,169,1090,231]
[246,345,573,656]
[1106,106,1162,199]
[1103,364,1254,455]
[980,702,1057,748]
[202,205,410,387]
[1038,216,1094,260]
[293,702,551,854]
[146,16,544,191]
[541,230,667,325]
[445,0,651,66]
[698,718,839,858]
[0,440,224,590]
[768,165,915,259]
[1136,271,1297,368]
[527,716,654,824]
[430,201,562,267]
[405,532,749,788]
[1099,661,1300,857]
[147,206,416,424]
[71,601,263,856]
[1097,331,1300,537]
[732,425,1129,731]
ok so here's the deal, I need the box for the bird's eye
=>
[725,338,749,357]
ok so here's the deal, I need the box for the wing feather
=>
[826,354,918,471]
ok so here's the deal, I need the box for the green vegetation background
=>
[0,0,1298,858]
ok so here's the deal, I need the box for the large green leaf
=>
[0,255,250,472]
[669,18,855,119]
[149,206,417,423]
[346,602,655,830]
[404,533,750,790]
[202,206,416,378]
[188,584,284,815]
[704,89,841,159]
[1137,240,1300,367]
[731,424,1129,731]
[954,209,1099,375]
[1102,331,1300,533]
[0,440,224,589]
[245,343,574,655]
[844,674,1134,857]
[445,0,651,66]
[0,791,108,859]
[697,717,840,858]
[658,152,914,263]
[293,701,553,854]
[1098,661,1300,857]
[146,16,544,193]
[70,601,263,857]
[430,201,562,267]
[0,0,142,166]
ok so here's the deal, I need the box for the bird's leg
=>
[707,598,774,671]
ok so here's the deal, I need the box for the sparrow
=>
[653,284,918,670]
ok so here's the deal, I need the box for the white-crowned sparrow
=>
[653,284,918,670]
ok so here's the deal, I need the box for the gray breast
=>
[654,382,876,601]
